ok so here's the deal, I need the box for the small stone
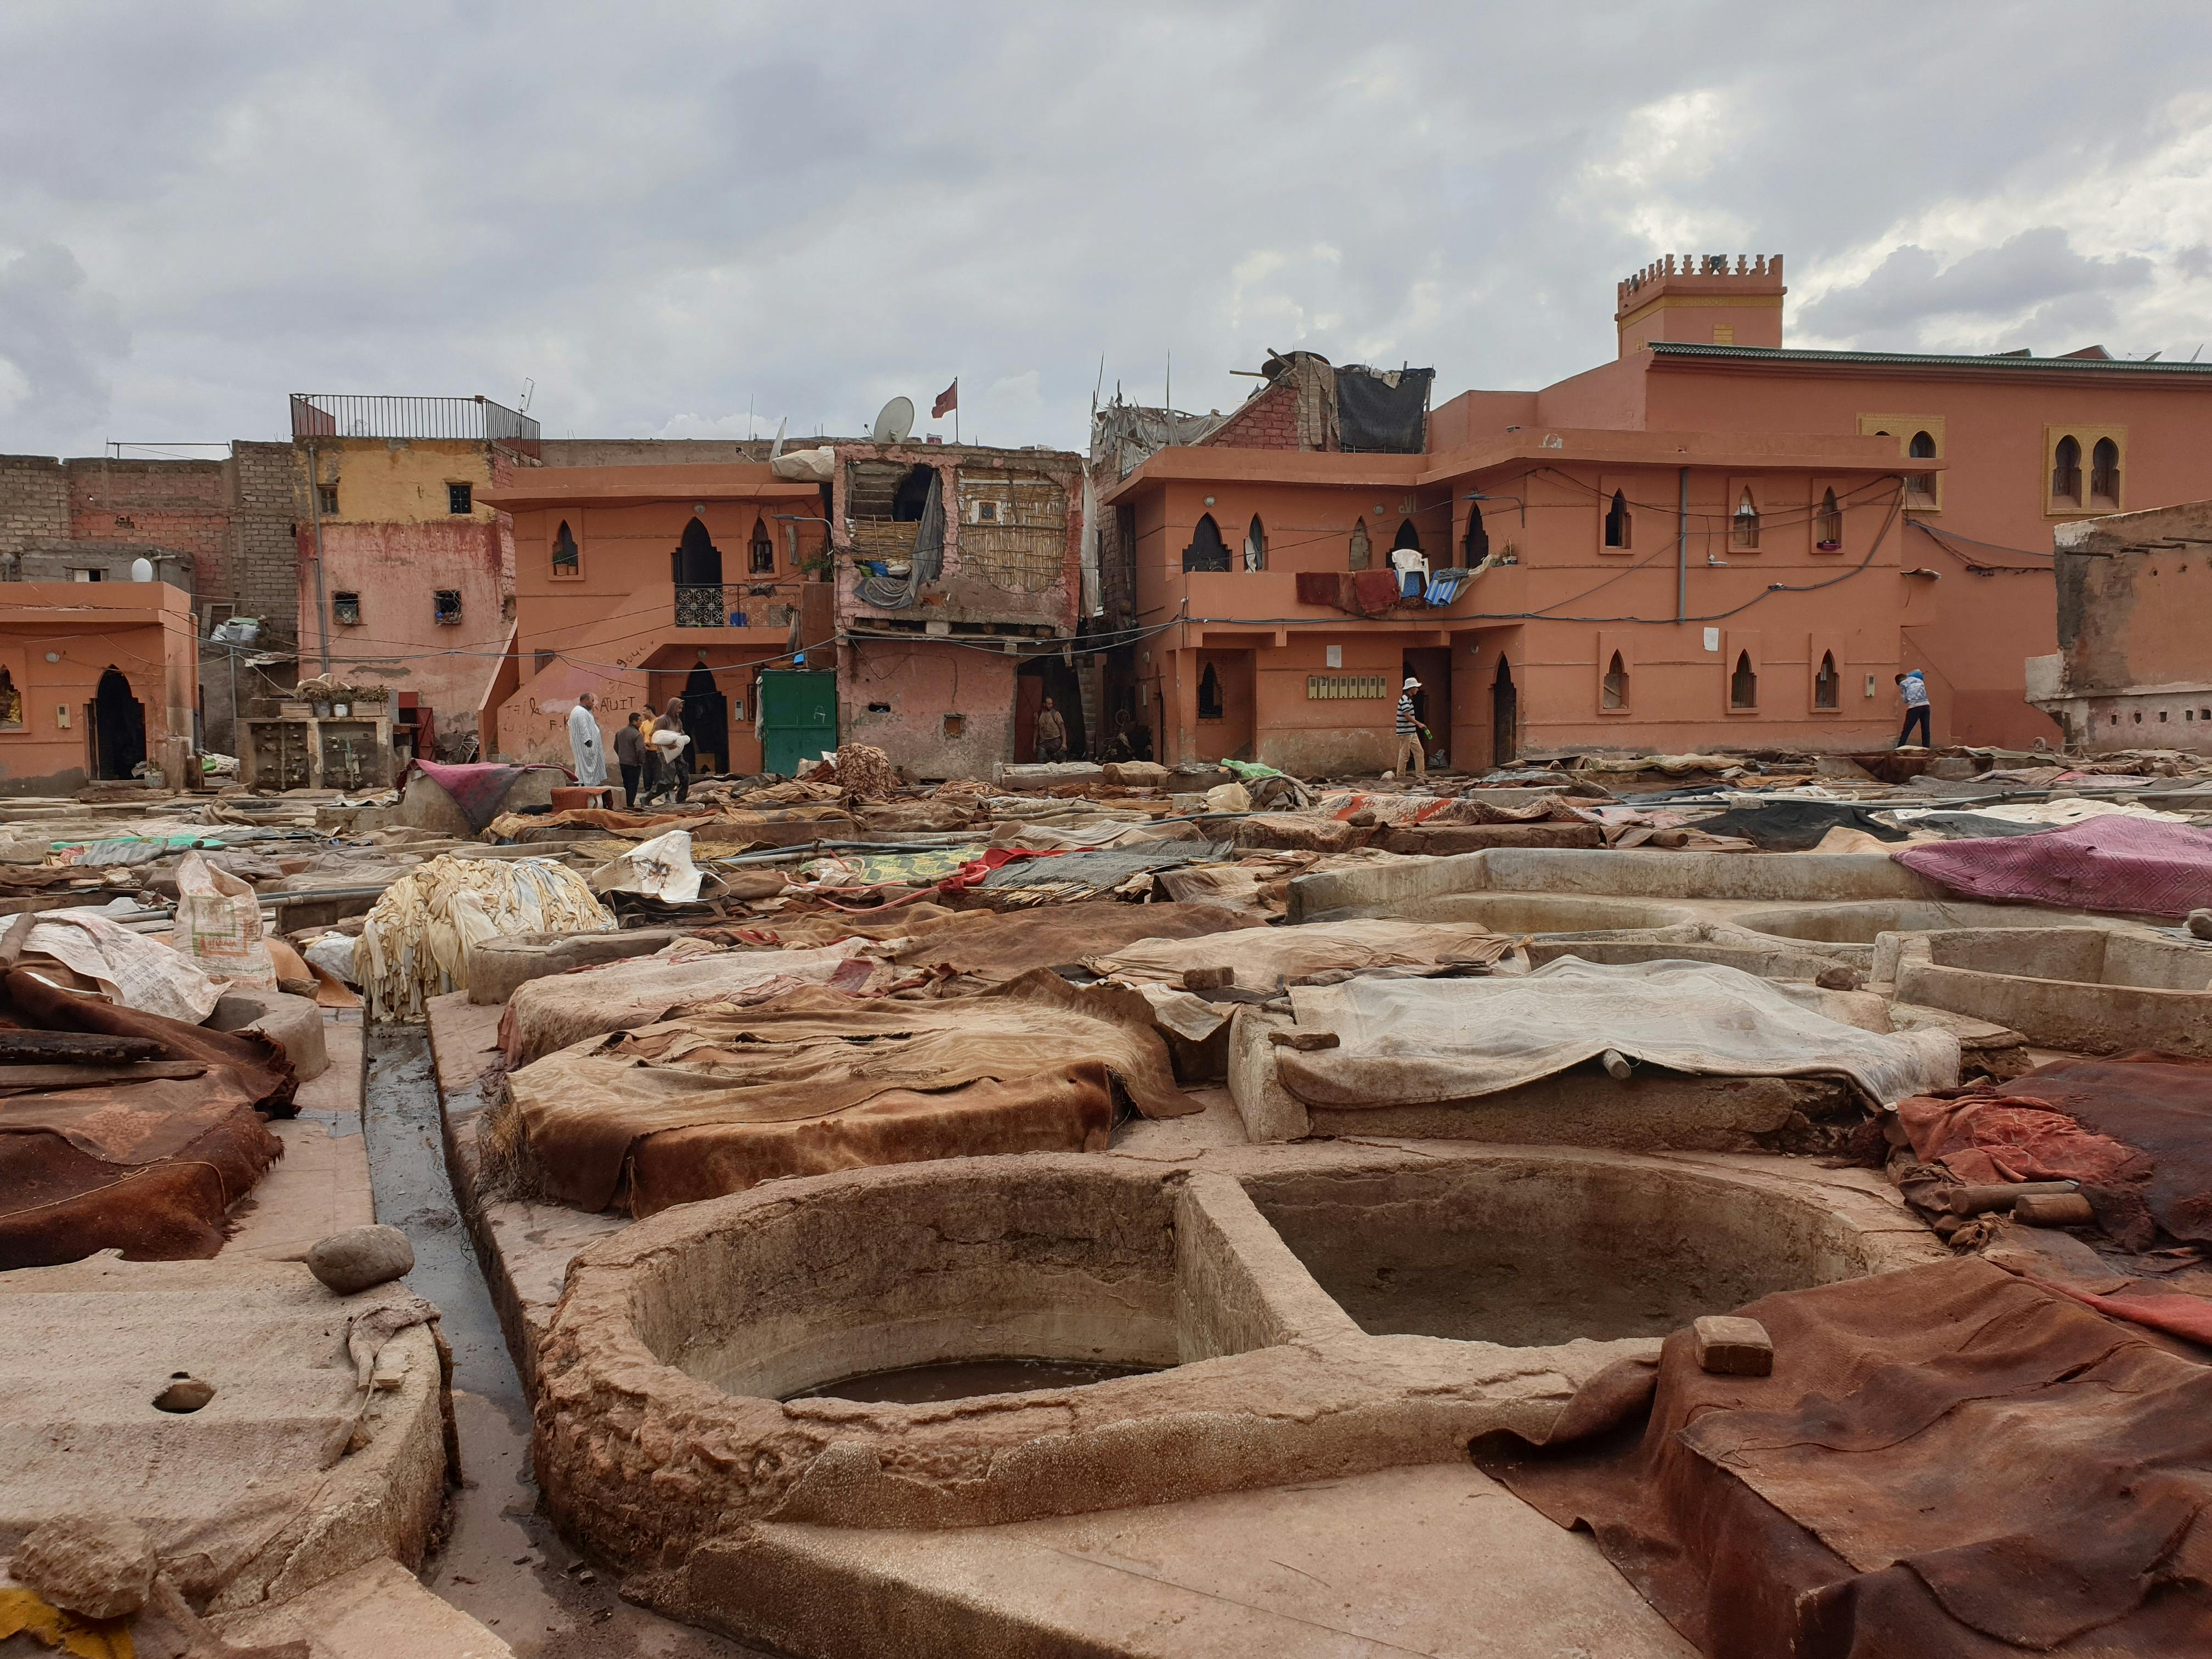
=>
[154,1375,216,1413]
[1691,1314,1774,1376]
[2187,909,2212,941]
[13,1515,159,1620]
[307,1224,415,1296]
[1815,964,1865,991]
[1267,1029,1340,1051]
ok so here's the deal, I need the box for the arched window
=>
[0,665,20,729]
[1243,514,1267,572]
[2090,437,2121,506]
[551,520,579,575]
[1391,519,1423,553]
[1348,517,1372,571]
[674,516,721,585]
[1183,514,1231,572]
[1603,490,1630,550]
[2052,436,2083,506]
[1731,489,1760,549]
[1906,431,1938,505]
[1601,651,1629,710]
[1814,651,1839,710]
[1730,651,1758,709]
[748,516,775,575]
[1198,662,1224,720]
[1462,504,1489,566]
[1815,490,1842,550]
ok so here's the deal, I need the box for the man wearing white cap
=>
[1394,675,1431,779]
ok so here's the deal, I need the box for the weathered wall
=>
[840,639,1014,780]
[0,584,198,792]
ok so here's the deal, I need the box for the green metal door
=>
[759,670,838,777]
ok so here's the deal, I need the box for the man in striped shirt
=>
[1394,675,1431,779]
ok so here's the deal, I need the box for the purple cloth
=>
[405,759,529,833]
[1894,816,2212,918]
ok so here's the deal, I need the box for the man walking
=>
[613,710,645,806]
[567,692,607,787]
[1896,669,1932,748]
[1035,696,1068,763]
[1394,675,1431,780]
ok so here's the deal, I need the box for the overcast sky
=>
[5,2,2212,459]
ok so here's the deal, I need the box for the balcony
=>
[288,393,541,460]
[675,585,795,630]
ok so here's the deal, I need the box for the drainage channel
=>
[362,1024,768,1658]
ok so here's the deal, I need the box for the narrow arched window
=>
[2090,437,2121,506]
[1731,489,1760,549]
[2052,436,2083,506]
[748,516,775,574]
[1243,514,1267,572]
[1391,519,1423,554]
[1462,505,1489,566]
[1198,662,1224,720]
[1815,490,1842,550]
[1814,651,1839,710]
[551,520,579,574]
[1604,490,1630,549]
[1601,651,1629,710]
[1183,514,1231,572]
[1730,651,1758,709]
[1906,431,1938,504]
[1348,516,1372,571]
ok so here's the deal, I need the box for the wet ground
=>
[363,1026,771,1658]
[785,1357,1163,1404]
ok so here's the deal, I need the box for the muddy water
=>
[785,1358,1163,1405]
[363,1027,769,1658]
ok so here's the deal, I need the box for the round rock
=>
[306,1224,415,1296]
[2188,909,2212,941]
[13,1515,158,1621]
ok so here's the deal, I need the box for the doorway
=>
[1016,656,1088,761]
[681,659,730,776]
[1491,655,1517,767]
[1401,646,1452,769]
[1191,649,1254,762]
[91,667,146,780]
[673,518,723,586]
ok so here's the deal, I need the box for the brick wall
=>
[226,442,306,656]
[1201,379,1301,450]
[65,459,231,585]
[0,456,70,562]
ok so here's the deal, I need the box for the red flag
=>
[932,379,958,419]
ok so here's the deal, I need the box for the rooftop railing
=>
[289,394,541,459]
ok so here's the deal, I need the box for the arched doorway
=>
[673,517,722,586]
[681,658,730,776]
[92,667,145,781]
[1491,655,1517,767]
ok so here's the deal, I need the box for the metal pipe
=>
[305,441,332,674]
[1675,465,1689,624]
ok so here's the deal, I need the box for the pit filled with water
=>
[784,1357,1165,1404]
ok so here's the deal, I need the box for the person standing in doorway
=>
[1896,669,1932,748]
[644,697,692,804]
[613,710,645,806]
[1035,696,1068,763]
[1394,676,1431,779]
[567,692,606,788]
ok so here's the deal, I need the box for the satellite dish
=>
[872,397,915,445]
[129,557,154,583]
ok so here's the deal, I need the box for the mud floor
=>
[363,1027,770,1658]
[784,1357,1165,1404]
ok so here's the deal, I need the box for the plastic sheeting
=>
[589,829,704,905]
[1334,364,1434,453]
[1895,816,2212,917]
[1276,957,1959,1109]
[19,907,221,1025]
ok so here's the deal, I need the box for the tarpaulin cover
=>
[1086,918,1511,990]
[0,967,292,1268]
[1333,364,1434,453]
[1475,1258,2212,1657]
[500,935,899,1067]
[19,907,221,1024]
[1276,958,1959,1109]
[1688,800,1911,851]
[1894,816,2212,917]
[589,829,704,905]
[404,759,528,833]
[503,972,1188,1214]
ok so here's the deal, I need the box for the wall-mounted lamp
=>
[1464,491,1526,527]
[1706,554,1728,567]
[43,652,59,664]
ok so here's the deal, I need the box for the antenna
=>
[872,397,916,445]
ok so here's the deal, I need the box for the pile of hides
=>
[1084,918,1512,990]
[1894,816,2212,917]
[1684,799,1912,851]
[589,828,706,906]
[1153,848,1423,916]
[1897,1053,2212,1251]
[9,907,219,1024]
[976,840,1235,904]
[827,742,899,802]
[887,900,1265,986]
[0,967,294,1268]
[500,936,908,1066]
[1893,797,2189,837]
[355,854,614,1021]
[1272,958,1959,1111]
[1475,1258,2212,1657]
[497,972,1187,1215]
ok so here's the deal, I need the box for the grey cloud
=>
[1798,229,2154,348]
[0,242,127,441]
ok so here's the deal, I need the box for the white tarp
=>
[589,829,704,905]
[1277,957,1959,1109]
[22,907,222,1024]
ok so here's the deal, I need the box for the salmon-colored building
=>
[479,466,827,773]
[1107,254,2212,767]
[0,582,199,794]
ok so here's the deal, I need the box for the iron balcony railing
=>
[289,394,541,458]
[675,585,798,629]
